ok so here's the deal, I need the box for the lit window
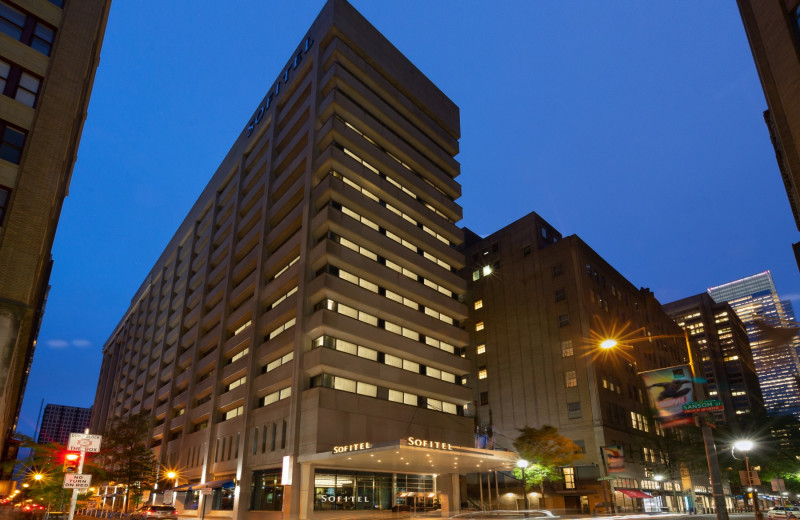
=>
[563,467,575,489]
[475,321,484,332]
[478,367,487,379]
[472,270,480,281]
[476,344,486,355]
[561,340,573,357]
[565,370,577,388]
[474,299,483,310]
[482,265,492,276]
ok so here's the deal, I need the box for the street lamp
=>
[734,440,763,520]
[598,332,729,520]
[166,471,178,489]
[517,459,529,509]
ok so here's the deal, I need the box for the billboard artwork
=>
[602,444,625,473]
[640,365,694,427]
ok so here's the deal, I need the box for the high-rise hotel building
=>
[0,0,110,467]
[90,1,515,519]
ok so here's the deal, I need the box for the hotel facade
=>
[90,1,515,519]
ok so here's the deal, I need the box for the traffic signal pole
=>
[67,451,85,520]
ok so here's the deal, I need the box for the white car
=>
[767,507,800,520]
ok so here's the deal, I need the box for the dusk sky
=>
[16,1,799,437]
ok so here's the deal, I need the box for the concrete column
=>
[436,473,461,517]
[296,463,314,520]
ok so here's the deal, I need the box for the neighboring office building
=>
[736,0,800,266]
[708,271,800,418]
[90,2,517,519]
[0,0,111,476]
[36,404,91,445]
[460,212,731,515]
[662,293,766,425]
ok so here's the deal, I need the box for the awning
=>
[618,489,654,499]
[172,483,200,492]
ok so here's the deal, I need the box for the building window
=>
[475,321,484,332]
[565,370,577,388]
[0,185,9,227]
[561,340,573,357]
[551,263,563,277]
[555,288,565,302]
[476,344,486,355]
[558,313,569,327]
[562,467,575,489]
[474,299,483,310]
[47,0,64,7]
[479,391,489,405]
[523,245,531,257]
[567,401,581,419]
[478,366,487,380]
[0,59,42,107]
[0,121,26,164]
[0,2,55,56]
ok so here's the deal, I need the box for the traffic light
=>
[63,452,80,473]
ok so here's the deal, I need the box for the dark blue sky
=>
[17,1,798,436]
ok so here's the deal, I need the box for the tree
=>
[512,425,582,487]
[97,412,156,511]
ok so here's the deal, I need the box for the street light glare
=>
[735,440,754,452]
[516,459,529,469]
[600,339,617,350]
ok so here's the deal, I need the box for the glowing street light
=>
[599,339,617,350]
[517,459,529,508]
[733,440,762,520]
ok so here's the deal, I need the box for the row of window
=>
[0,120,25,164]
[335,114,456,216]
[0,59,40,107]
[310,373,461,415]
[327,231,454,298]
[0,1,55,56]
[332,169,451,245]
[0,185,9,226]
[252,422,287,455]
[315,298,458,355]
[318,264,456,326]
[330,198,453,273]
[312,335,459,384]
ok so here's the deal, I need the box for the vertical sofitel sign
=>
[246,36,314,137]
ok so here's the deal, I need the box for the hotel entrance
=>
[297,437,519,518]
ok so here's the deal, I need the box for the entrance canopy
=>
[299,438,518,475]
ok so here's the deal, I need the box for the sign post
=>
[65,432,102,520]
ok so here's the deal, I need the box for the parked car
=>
[452,511,558,520]
[129,505,179,520]
[767,506,800,520]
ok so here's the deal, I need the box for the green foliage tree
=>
[96,412,156,512]
[512,425,582,487]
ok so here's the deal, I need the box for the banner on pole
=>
[602,445,625,473]
[640,365,694,427]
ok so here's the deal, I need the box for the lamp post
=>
[734,440,763,520]
[517,459,529,510]
[166,471,178,489]
[600,334,729,520]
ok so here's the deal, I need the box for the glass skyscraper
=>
[708,271,800,417]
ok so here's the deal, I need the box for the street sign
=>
[772,478,786,492]
[682,399,724,413]
[63,473,92,489]
[597,476,614,481]
[68,433,102,453]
